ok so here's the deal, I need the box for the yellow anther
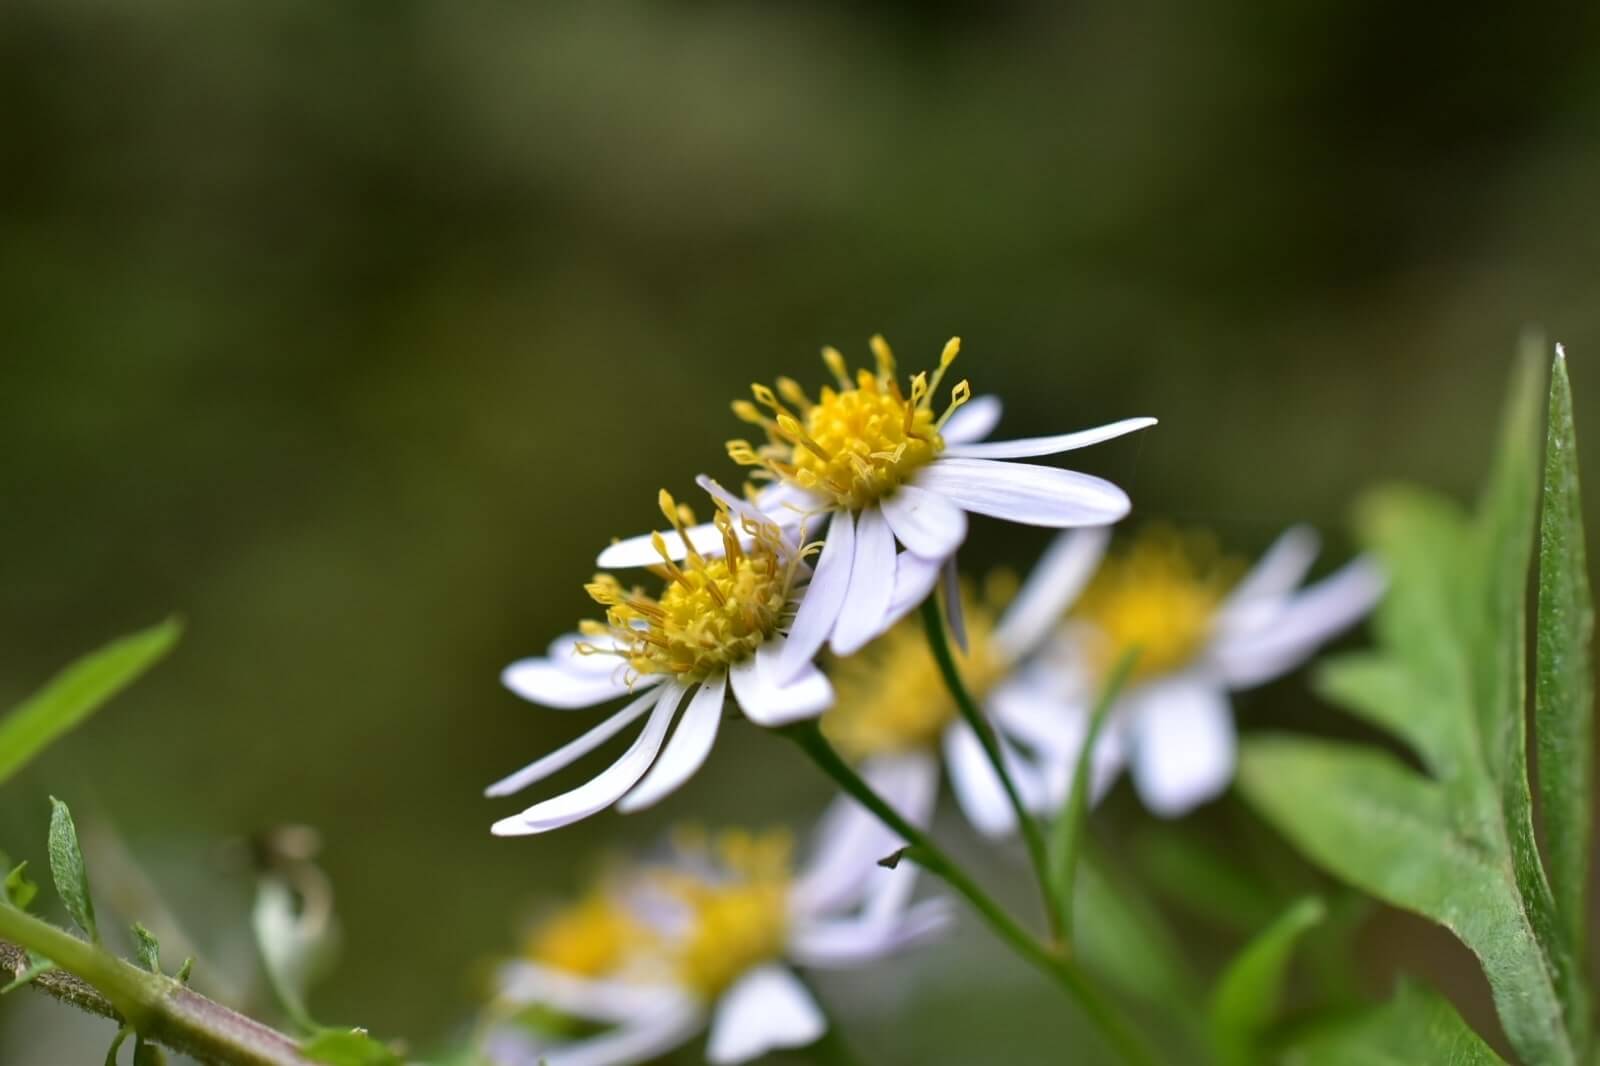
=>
[750,383,785,416]
[821,346,850,389]
[926,336,961,400]
[936,380,972,430]
[731,400,768,426]
[869,334,896,381]
[776,377,812,411]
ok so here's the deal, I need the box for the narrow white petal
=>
[495,961,684,1022]
[829,506,898,656]
[915,458,1131,528]
[1129,680,1236,817]
[732,647,833,726]
[1215,525,1322,634]
[991,528,1109,660]
[940,394,1002,444]
[942,722,1018,837]
[990,682,1127,810]
[617,674,727,812]
[1214,557,1385,688]
[754,480,826,522]
[879,484,969,562]
[545,632,628,674]
[695,475,805,554]
[485,687,662,798]
[491,683,685,835]
[705,966,825,1065]
[541,1001,704,1066]
[885,551,942,627]
[943,416,1157,459]
[789,897,955,968]
[502,657,639,710]
[941,556,968,652]
[597,520,731,569]
[777,510,855,681]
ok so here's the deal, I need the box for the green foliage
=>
[1074,852,1200,1010]
[48,796,99,944]
[1280,980,1505,1065]
[1207,896,1325,1066]
[1238,349,1593,1065]
[132,922,161,973]
[4,859,39,911]
[302,1028,404,1066]
[0,618,181,786]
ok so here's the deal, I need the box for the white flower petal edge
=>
[942,416,1157,459]
[1128,679,1236,817]
[495,961,685,1023]
[1214,525,1321,634]
[879,484,969,561]
[705,965,826,1065]
[540,999,705,1066]
[914,458,1132,527]
[942,721,1050,838]
[502,655,642,710]
[486,687,662,798]
[491,682,686,836]
[829,506,899,656]
[940,394,1002,444]
[991,527,1110,661]
[730,643,833,726]
[885,551,943,629]
[1214,557,1386,688]
[617,674,728,813]
[788,897,955,968]
[776,511,855,681]
[941,557,968,651]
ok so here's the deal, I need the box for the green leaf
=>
[1208,896,1325,1066]
[1131,825,1285,932]
[132,922,161,973]
[48,797,98,944]
[1535,347,1593,961]
[0,618,182,786]
[175,956,194,984]
[1074,851,1201,1014]
[1281,979,1504,1065]
[1,950,55,994]
[4,861,39,911]
[302,1028,403,1066]
[1238,736,1572,1063]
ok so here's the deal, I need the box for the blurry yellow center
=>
[1071,528,1240,683]
[727,335,971,511]
[524,891,643,979]
[666,829,793,999]
[823,577,1013,760]
[583,492,804,683]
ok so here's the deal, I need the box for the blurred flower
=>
[597,336,1154,683]
[1021,525,1385,816]
[484,825,950,1066]
[487,488,833,836]
[816,530,1109,841]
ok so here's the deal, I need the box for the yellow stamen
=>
[522,888,646,979]
[659,828,794,999]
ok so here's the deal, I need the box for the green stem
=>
[918,596,1059,940]
[781,721,1160,1066]
[0,905,310,1066]
[1049,647,1139,942]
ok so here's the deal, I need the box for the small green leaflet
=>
[1281,979,1505,1065]
[0,617,182,787]
[302,1028,403,1066]
[132,922,161,973]
[1209,896,1326,1066]
[48,797,99,944]
[4,860,39,911]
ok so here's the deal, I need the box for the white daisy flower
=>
[486,488,835,836]
[485,826,951,1066]
[1018,525,1385,817]
[595,336,1155,681]
[815,529,1111,841]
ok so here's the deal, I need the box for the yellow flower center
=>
[727,335,972,511]
[523,890,644,979]
[582,492,805,683]
[823,576,1014,760]
[1071,527,1242,684]
[663,828,793,999]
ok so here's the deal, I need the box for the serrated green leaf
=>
[0,618,182,786]
[1536,348,1593,963]
[4,861,39,911]
[1208,896,1325,1066]
[132,922,160,973]
[302,1028,403,1066]
[1,950,55,994]
[1238,735,1572,1064]
[48,797,98,944]
[1281,979,1504,1066]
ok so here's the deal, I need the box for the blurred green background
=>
[3,1,1599,1062]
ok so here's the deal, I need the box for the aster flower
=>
[816,529,1111,840]
[596,336,1155,679]
[486,488,835,836]
[1020,525,1385,816]
[484,826,951,1066]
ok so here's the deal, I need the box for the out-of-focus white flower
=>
[1016,525,1385,817]
[486,487,835,836]
[815,529,1111,842]
[484,826,950,1066]
[596,336,1154,683]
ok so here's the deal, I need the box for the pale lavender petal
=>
[915,458,1131,528]
[777,510,855,681]
[991,528,1109,661]
[829,506,898,656]
[940,394,1002,444]
[705,966,825,1065]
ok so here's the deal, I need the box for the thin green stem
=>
[0,905,310,1066]
[1049,646,1140,942]
[781,721,1160,1066]
[918,596,1059,940]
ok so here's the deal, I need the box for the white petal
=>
[990,682,1126,810]
[878,484,969,561]
[1214,557,1385,688]
[942,721,1020,838]
[941,556,968,652]
[991,528,1109,661]
[617,674,727,813]
[1215,525,1322,634]
[597,520,731,569]
[885,551,942,627]
[940,394,1002,444]
[789,897,955,969]
[777,510,855,681]
[541,1001,704,1066]
[494,961,684,1022]
[485,687,662,798]
[695,475,804,554]
[829,507,898,656]
[545,632,628,674]
[491,683,685,835]
[731,646,833,726]
[915,458,1131,527]
[1129,679,1236,817]
[754,480,825,523]
[705,966,825,1065]
[502,657,638,710]
[943,416,1157,459]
